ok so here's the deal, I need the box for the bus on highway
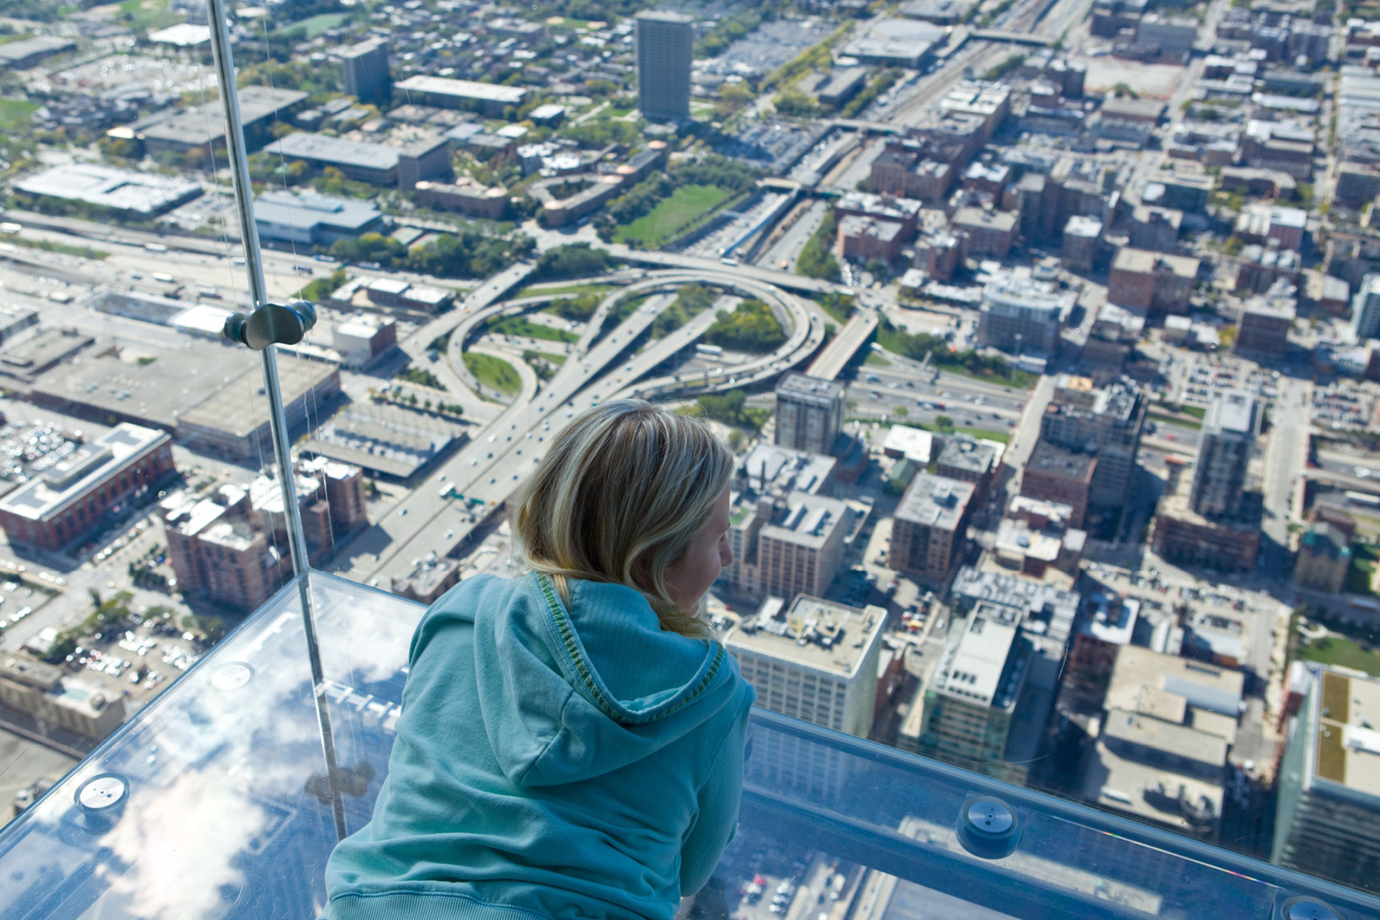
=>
[144,242,169,254]
[1345,490,1380,509]
[0,222,21,235]
[695,344,724,356]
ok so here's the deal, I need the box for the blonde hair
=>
[511,400,733,639]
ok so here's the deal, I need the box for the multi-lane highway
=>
[334,268,825,585]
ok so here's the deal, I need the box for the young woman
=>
[325,400,756,920]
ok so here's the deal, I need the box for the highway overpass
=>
[807,312,879,381]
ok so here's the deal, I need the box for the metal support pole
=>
[205,0,349,842]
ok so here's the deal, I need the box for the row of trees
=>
[878,317,1035,386]
[533,243,614,280]
[329,227,535,279]
[692,389,771,433]
[797,212,841,281]
[652,283,717,338]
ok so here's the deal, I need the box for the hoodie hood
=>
[468,572,741,788]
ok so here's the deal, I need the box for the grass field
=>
[0,98,38,131]
[614,184,730,247]
[487,315,577,344]
[1348,543,1378,596]
[271,12,349,38]
[865,352,891,367]
[118,0,181,31]
[519,282,612,300]
[1299,633,1380,678]
[464,352,521,396]
[531,350,567,366]
[956,426,1012,444]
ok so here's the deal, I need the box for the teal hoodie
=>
[324,571,756,920]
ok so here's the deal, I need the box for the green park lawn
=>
[118,0,182,31]
[614,184,731,247]
[955,426,1012,444]
[0,98,38,131]
[271,12,349,38]
[1348,543,1379,596]
[1299,633,1380,678]
[463,352,521,396]
[488,315,577,344]
[520,282,611,300]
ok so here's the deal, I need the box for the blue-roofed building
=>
[254,189,386,246]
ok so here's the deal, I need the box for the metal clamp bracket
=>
[223,301,317,350]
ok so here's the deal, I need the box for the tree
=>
[727,429,746,452]
[706,299,788,353]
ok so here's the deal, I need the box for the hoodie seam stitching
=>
[533,572,622,721]
[531,573,725,725]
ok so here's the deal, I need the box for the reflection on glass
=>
[2,575,1378,920]
[0,0,1378,911]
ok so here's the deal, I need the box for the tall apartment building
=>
[920,599,1032,763]
[1190,390,1257,519]
[0,423,176,551]
[890,473,974,583]
[977,275,1073,356]
[635,12,692,121]
[1353,273,1380,342]
[725,596,886,803]
[1273,667,1380,890]
[341,38,390,104]
[1039,374,1146,508]
[774,373,845,456]
[757,493,853,600]
[727,595,887,737]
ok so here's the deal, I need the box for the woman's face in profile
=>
[663,487,733,614]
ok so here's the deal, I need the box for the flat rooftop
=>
[760,492,851,549]
[1085,726,1225,832]
[0,423,168,522]
[1308,669,1380,799]
[725,595,885,678]
[28,341,333,438]
[895,472,974,532]
[265,132,401,171]
[14,163,201,216]
[396,75,527,104]
[133,85,307,146]
[934,599,1024,707]
[777,372,844,401]
[1112,247,1200,278]
[1205,389,1257,437]
[740,443,835,496]
[1107,645,1244,719]
[255,189,383,232]
[937,435,997,476]
[1027,440,1095,481]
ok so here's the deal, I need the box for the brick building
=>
[1020,440,1096,529]
[890,473,974,584]
[0,424,175,551]
[1108,247,1200,315]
